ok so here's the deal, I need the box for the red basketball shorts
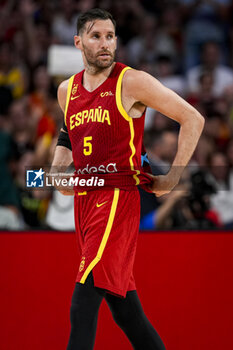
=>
[74,188,140,297]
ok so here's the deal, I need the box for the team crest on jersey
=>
[71,84,80,100]
[72,84,78,95]
[79,257,86,272]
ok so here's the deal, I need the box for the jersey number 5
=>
[83,136,92,155]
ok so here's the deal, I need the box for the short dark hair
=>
[77,8,116,35]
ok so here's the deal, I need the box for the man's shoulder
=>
[58,72,79,95]
[121,67,149,87]
[57,78,70,112]
[59,78,70,90]
[58,79,70,100]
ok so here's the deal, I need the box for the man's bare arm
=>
[51,146,73,171]
[50,79,74,195]
[123,70,205,196]
[52,78,72,170]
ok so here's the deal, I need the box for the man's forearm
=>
[51,146,73,172]
[169,111,204,180]
[49,146,74,195]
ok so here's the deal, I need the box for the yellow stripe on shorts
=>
[80,188,120,284]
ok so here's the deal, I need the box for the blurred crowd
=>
[0,0,233,230]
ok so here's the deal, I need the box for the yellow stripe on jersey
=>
[64,75,75,126]
[80,188,120,284]
[116,67,140,185]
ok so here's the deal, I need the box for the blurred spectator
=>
[0,129,22,229]
[139,0,162,15]
[52,0,78,45]
[20,0,52,67]
[8,98,34,156]
[192,134,216,167]
[0,86,13,117]
[147,129,178,174]
[187,70,215,109]
[29,65,56,138]
[77,0,97,13]
[229,21,233,68]
[187,41,233,97]
[208,152,233,228]
[222,84,233,128]
[115,39,130,67]
[180,0,231,70]
[227,140,233,169]
[155,55,186,97]
[140,169,221,230]
[0,206,22,230]
[140,185,189,231]
[15,150,51,228]
[27,21,51,67]
[203,108,231,150]
[0,41,26,99]
[146,111,179,133]
[126,14,176,67]
[46,190,75,231]
[27,64,59,165]
[140,129,178,225]
[159,4,183,66]
[110,0,145,45]
[0,0,15,41]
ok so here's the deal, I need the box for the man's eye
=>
[93,34,99,38]
[107,35,113,39]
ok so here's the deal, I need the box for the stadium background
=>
[0,0,233,349]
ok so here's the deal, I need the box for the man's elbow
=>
[195,112,205,133]
[180,108,205,132]
[185,110,205,133]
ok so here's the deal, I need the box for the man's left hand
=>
[148,173,180,197]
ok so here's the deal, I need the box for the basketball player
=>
[51,9,204,350]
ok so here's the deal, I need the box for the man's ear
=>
[74,35,82,50]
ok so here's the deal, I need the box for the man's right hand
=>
[59,189,75,196]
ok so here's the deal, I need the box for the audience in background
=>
[52,0,78,45]
[0,0,233,230]
[187,42,233,97]
[208,152,233,228]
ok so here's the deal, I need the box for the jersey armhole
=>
[64,75,75,126]
[115,67,133,122]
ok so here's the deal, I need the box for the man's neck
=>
[83,62,115,92]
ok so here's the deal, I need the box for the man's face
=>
[203,43,219,68]
[75,19,117,70]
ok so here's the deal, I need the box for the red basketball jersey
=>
[64,62,152,190]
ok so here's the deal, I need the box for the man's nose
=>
[100,37,109,49]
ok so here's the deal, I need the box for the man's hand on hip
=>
[148,173,180,197]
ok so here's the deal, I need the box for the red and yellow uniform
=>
[65,62,152,297]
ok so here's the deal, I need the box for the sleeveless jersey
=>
[64,62,152,191]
